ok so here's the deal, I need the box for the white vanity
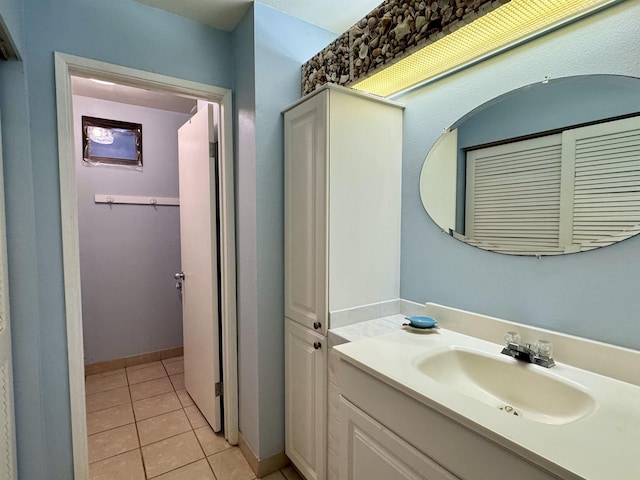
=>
[333,303,640,480]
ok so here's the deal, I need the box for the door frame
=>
[0,113,18,480]
[54,52,238,480]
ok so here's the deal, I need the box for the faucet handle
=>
[504,331,521,345]
[536,340,553,358]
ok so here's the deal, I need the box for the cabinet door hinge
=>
[215,381,224,397]
[209,141,218,159]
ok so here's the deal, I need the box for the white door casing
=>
[178,105,221,431]
[54,52,238,479]
[0,116,18,480]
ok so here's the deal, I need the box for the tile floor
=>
[86,356,303,480]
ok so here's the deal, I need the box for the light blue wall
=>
[233,2,336,459]
[0,0,233,477]
[0,0,24,55]
[253,3,335,458]
[0,58,48,479]
[233,3,261,456]
[399,0,640,351]
[74,96,188,364]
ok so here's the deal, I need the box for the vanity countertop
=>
[328,313,405,346]
[334,325,640,480]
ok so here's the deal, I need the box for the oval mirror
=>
[420,75,640,256]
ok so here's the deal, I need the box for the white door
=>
[178,105,222,432]
[0,118,18,479]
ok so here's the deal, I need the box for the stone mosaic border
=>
[302,0,510,96]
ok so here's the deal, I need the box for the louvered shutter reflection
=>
[465,134,563,255]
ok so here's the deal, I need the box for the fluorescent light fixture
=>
[352,0,623,98]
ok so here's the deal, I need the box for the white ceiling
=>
[135,0,382,34]
[72,77,198,114]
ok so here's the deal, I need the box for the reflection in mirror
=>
[420,75,640,256]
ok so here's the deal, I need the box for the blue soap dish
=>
[404,315,438,329]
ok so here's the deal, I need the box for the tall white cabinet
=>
[284,85,403,480]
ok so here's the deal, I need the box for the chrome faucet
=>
[501,332,555,368]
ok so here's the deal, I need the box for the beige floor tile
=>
[262,472,286,480]
[85,368,126,379]
[127,364,167,385]
[87,403,135,435]
[133,392,182,421]
[280,465,304,480]
[194,426,232,456]
[176,389,195,407]
[85,372,128,395]
[207,448,255,480]
[89,449,145,480]
[169,373,185,390]
[88,423,139,464]
[162,356,183,365]
[129,377,174,402]
[141,431,204,478]
[152,459,216,480]
[164,359,184,376]
[86,386,131,414]
[126,360,162,372]
[137,409,192,446]
[184,405,208,429]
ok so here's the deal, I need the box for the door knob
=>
[174,272,185,280]
[313,342,322,350]
[313,322,321,330]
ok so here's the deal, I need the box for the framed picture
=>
[82,116,143,167]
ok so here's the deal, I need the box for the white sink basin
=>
[413,346,596,425]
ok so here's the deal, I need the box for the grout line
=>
[146,457,211,480]
[86,421,136,438]
[88,448,141,466]
[162,356,183,364]
[134,420,149,479]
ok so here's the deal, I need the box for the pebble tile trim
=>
[302,0,511,95]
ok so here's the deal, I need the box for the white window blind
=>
[564,116,640,250]
[465,115,640,255]
[466,134,563,255]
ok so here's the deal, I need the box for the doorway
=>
[55,53,238,480]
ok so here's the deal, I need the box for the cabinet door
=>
[284,92,327,333]
[285,319,327,480]
[341,398,459,480]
